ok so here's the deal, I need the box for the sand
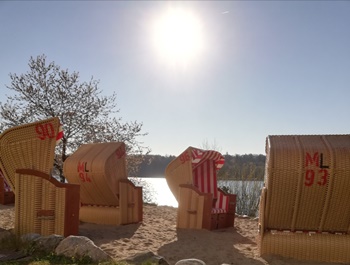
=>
[0,203,341,265]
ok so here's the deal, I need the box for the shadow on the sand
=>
[0,203,14,210]
[158,227,266,265]
[78,222,141,244]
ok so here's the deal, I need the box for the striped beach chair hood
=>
[191,147,225,170]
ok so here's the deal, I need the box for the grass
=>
[0,255,158,265]
[0,257,112,265]
[0,233,157,265]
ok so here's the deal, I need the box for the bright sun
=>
[152,9,204,67]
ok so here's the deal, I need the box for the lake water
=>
[139,178,264,209]
[140,177,178,207]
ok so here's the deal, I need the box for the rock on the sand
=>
[175,259,206,265]
[0,230,12,241]
[34,235,64,252]
[55,235,113,263]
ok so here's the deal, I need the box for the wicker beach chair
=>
[63,142,143,225]
[259,134,350,263]
[165,147,236,230]
[0,117,80,236]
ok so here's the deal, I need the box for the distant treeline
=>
[136,155,176,178]
[218,154,265,180]
[135,154,266,181]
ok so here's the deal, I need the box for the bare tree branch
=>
[0,54,150,182]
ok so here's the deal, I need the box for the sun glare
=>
[152,9,204,67]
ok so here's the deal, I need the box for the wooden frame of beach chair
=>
[15,169,80,237]
[259,135,350,263]
[0,117,80,237]
[165,146,236,230]
[63,142,143,225]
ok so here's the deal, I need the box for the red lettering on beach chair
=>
[305,152,319,167]
[305,152,329,187]
[35,122,55,140]
[305,169,328,187]
[77,162,91,182]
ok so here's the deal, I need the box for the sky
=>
[0,1,349,156]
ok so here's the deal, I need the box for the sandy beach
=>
[0,203,342,265]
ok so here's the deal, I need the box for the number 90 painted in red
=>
[35,123,55,140]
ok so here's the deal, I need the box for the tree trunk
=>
[60,137,68,183]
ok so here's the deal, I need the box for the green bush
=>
[219,165,263,217]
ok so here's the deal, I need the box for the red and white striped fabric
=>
[211,208,226,214]
[191,148,225,170]
[191,148,204,164]
[56,124,63,145]
[193,160,218,199]
[213,190,229,213]
[191,148,225,198]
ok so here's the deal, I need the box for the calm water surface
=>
[140,177,178,207]
[140,178,263,208]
